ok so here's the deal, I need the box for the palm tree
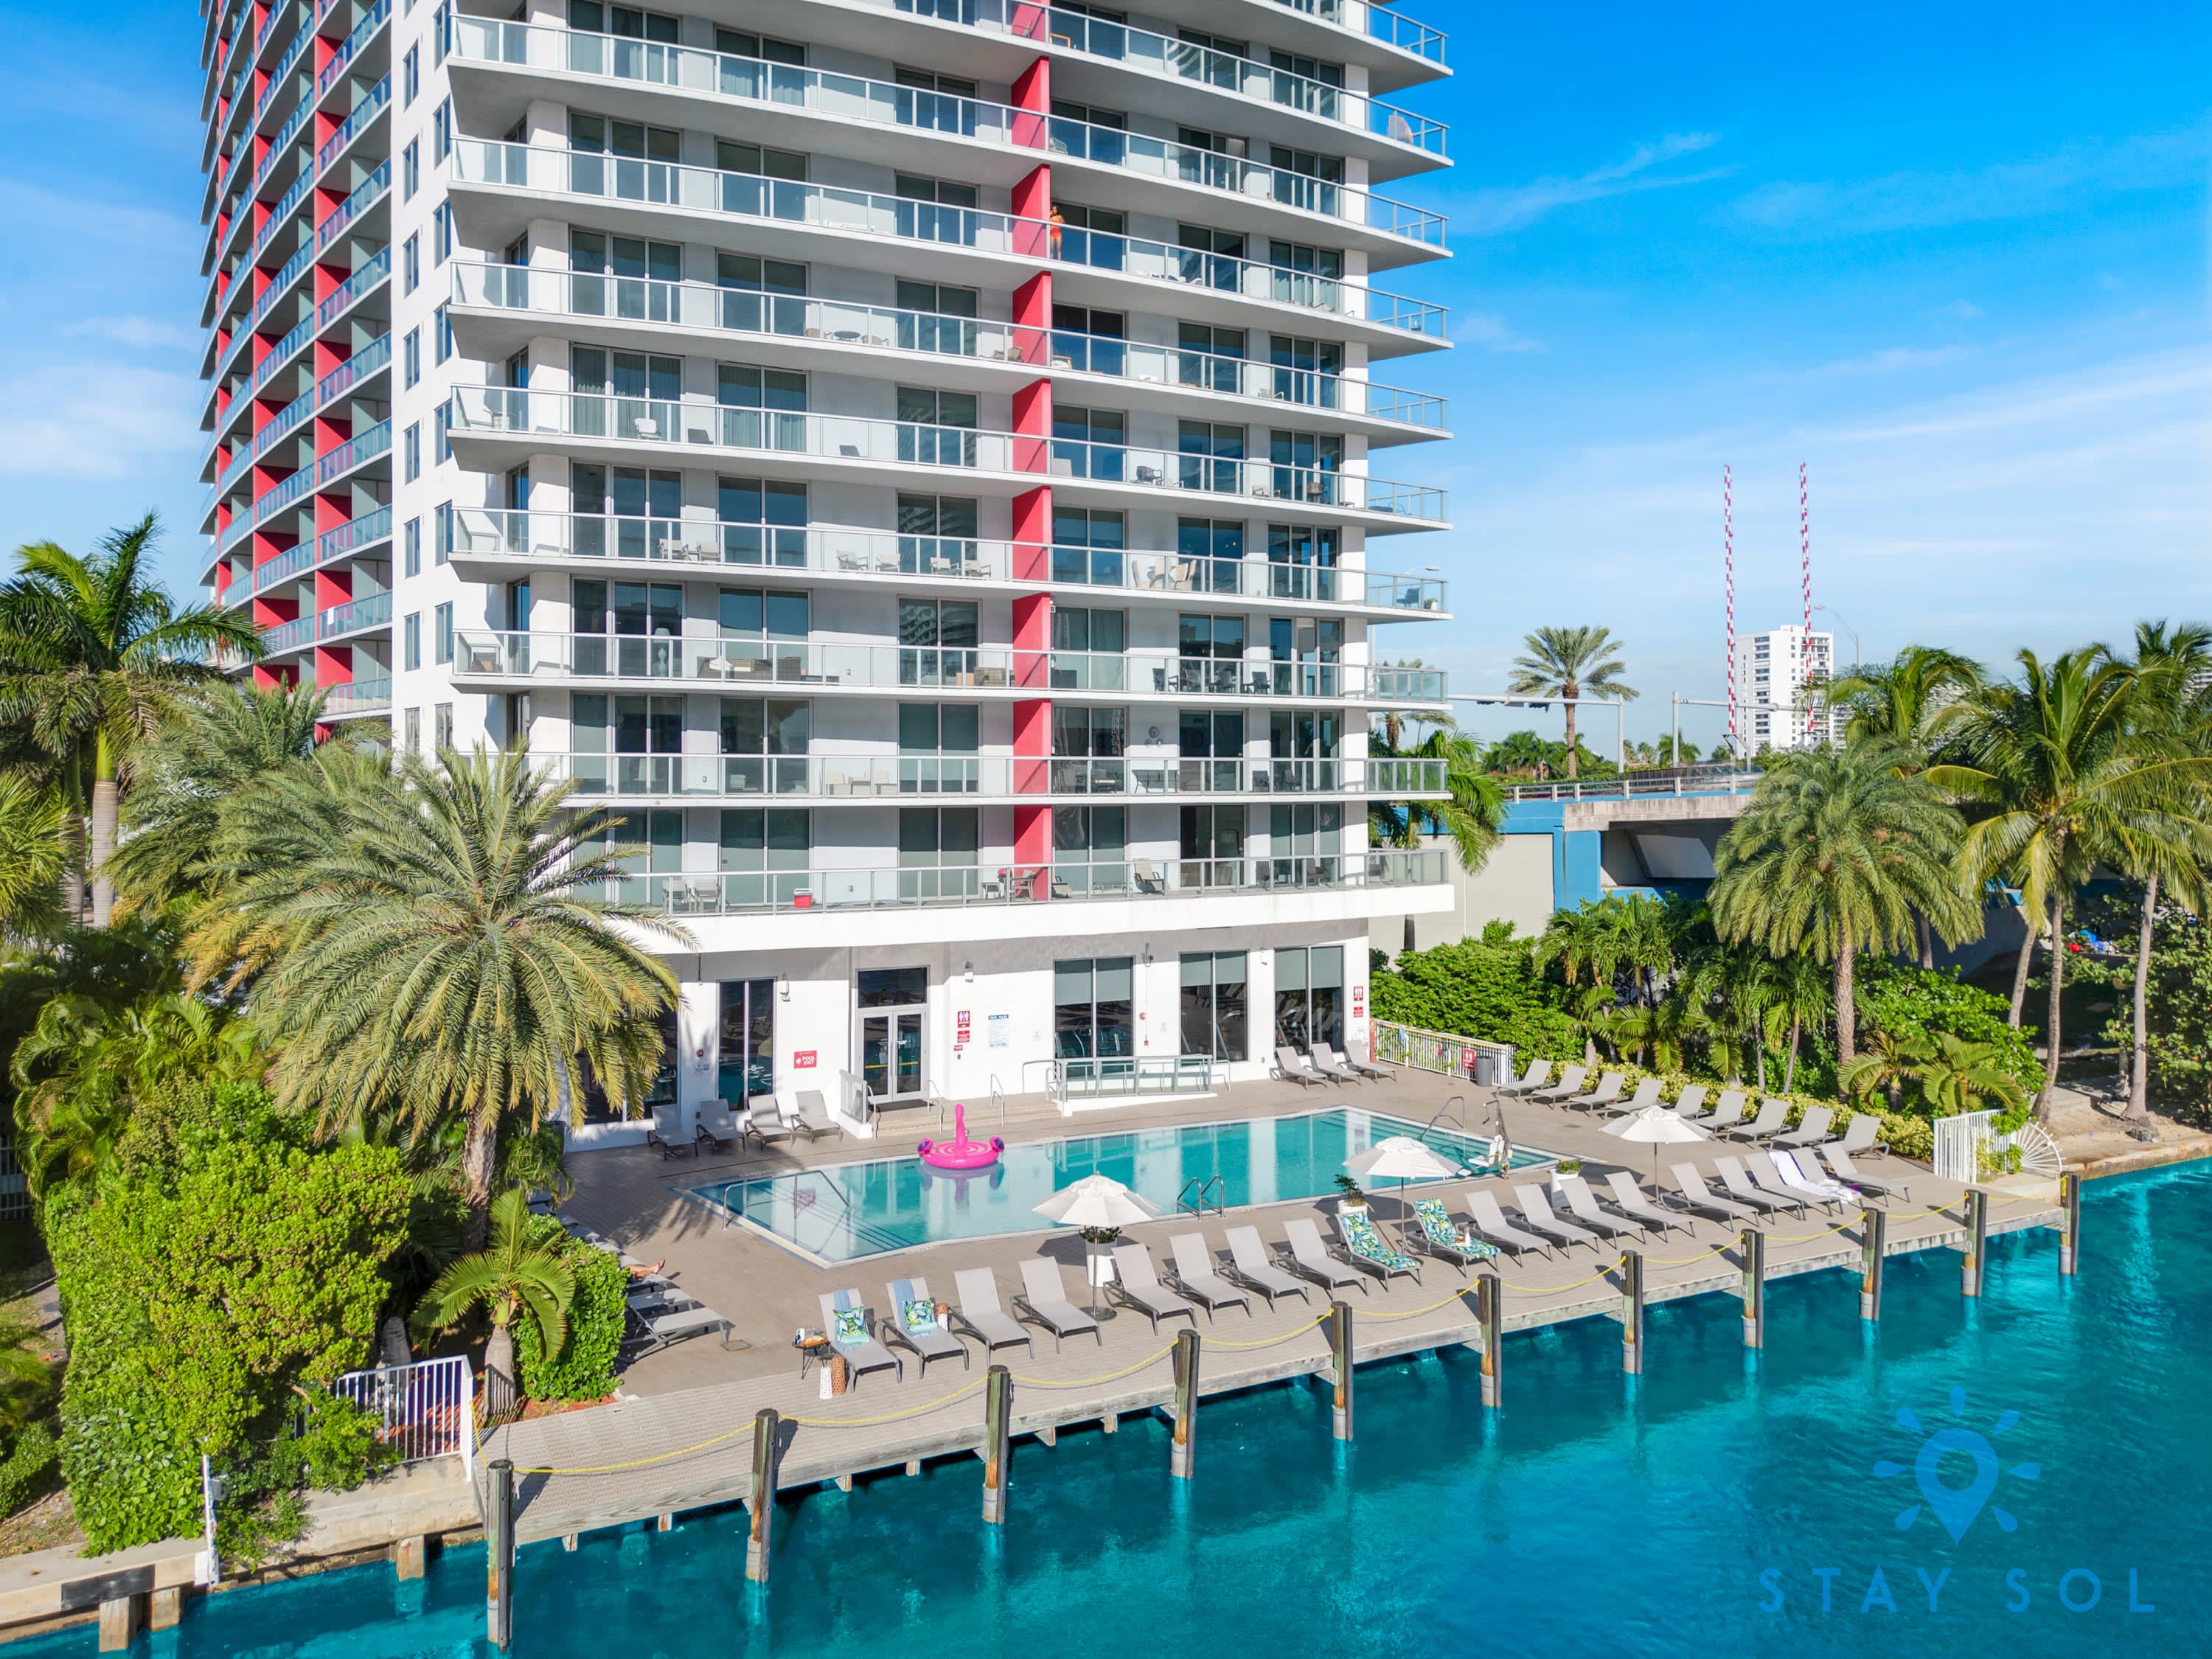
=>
[220,745,688,1247]
[414,1186,575,1406]
[1367,733,1506,873]
[1915,1034,2030,1117]
[0,774,68,940]
[1931,649,2212,1118]
[1711,740,1975,1068]
[1484,729,1559,779]
[1828,645,1983,750]
[1838,1026,1935,1114]
[1767,949,1831,1094]
[1506,625,1638,780]
[0,516,262,926]
[1685,945,1781,1086]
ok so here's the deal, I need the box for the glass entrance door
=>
[857,967,928,1102]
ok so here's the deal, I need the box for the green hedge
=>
[1858,961,2043,1101]
[1372,938,1585,1061]
[0,1423,59,1517]
[514,1220,627,1402]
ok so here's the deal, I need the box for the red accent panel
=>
[1012,164,1051,258]
[1012,801,1051,872]
[1011,58,1049,147]
[1012,271,1051,365]
[1011,486,1051,582]
[1012,591,1051,652]
[311,644,352,687]
[1011,378,1051,476]
[1009,1,1049,42]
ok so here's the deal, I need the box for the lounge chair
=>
[623,1301,734,1355]
[1511,1183,1601,1248]
[744,1101,796,1150]
[949,1267,1034,1358]
[1765,1149,1853,1211]
[1107,1244,1201,1332]
[1496,1057,1553,1098]
[1722,1098,1791,1141]
[644,1127,690,1161]
[1014,1260,1102,1350]
[1342,1043,1391,1082]
[1223,1225,1314,1307]
[1565,1071,1625,1113]
[1820,1144,1910,1203]
[1282,1217,1368,1295]
[1603,1172,1695,1233]
[1666,1164,1759,1222]
[1464,1189,1555,1259]
[1408,1197,1498,1274]
[1682,1088,1745,1130]
[1712,1155,1802,1214]
[1274,1046,1327,1088]
[1605,1077,1666,1115]
[818,1290,903,1389]
[693,1117,737,1156]
[1553,1175,1642,1238]
[1332,1202,1421,1285]
[1775,1105,1836,1150]
[1307,1043,1363,1086]
[1166,1234,1253,1319]
[1833,1114,1890,1157]
[626,1283,699,1315]
[794,1089,843,1141]
[884,1276,970,1375]
[1528,1064,1590,1105]
[1669,1084,1710,1120]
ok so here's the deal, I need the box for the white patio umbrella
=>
[1345,1135,1461,1238]
[1604,1102,1710,1183]
[1034,1175,1159,1315]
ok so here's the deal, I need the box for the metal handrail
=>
[990,1076,1006,1127]
[1177,1174,1226,1217]
[1416,1092,1467,1144]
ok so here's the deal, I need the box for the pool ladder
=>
[1178,1175,1226,1217]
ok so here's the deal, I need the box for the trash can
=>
[1471,1048,1500,1088]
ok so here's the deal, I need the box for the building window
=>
[1053,804,1124,894]
[1181,951,1249,1062]
[717,474,807,566]
[895,493,977,574]
[434,405,450,464]
[896,807,978,900]
[401,140,420,200]
[714,25,804,63]
[1178,420,1245,492]
[402,43,420,105]
[403,233,420,293]
[573,0,681,41]
[403,516,421,577]
[434,702,453,749]
[435,501,453,564]
[434,602,453,664]
[403,611,421,670]
[403,706,421,751]
[1051,506,1124,587]
[718,978,776,1104]
[433,305,452,363]
[433,203,452,265]
[1180,800,1246,879]
[431,97,454,161]
[1051,404,1125,479]
[1273,945,1344,1052]
[403,422,420,481]
[403,327,420,387]
[896,597,978,682]
[717,808,810,916]
[1054,957,1133,1065]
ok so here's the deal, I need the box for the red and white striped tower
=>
[1725,465,1737,757]
[1800,462,1816,734]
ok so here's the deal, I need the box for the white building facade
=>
[194,0,1458,1138]
[1733,625,1841,755]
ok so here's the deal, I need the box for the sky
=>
[0,0,2205,751]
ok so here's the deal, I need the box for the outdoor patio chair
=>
[883,1276,970,1376]
[1342,1043,1391,1082]
[1332,1202,1422,1286]
[1764,1149,1853,1211]
[818,1290,903,1389]
[624,1302,734,1357]
[1553,1175,1643,1239]
[1682,1088,1745,1130]
[1668,1084,1710,1120]
[1605,1078,1666,1114]
[1666,1164,1759,1223]
[1528,1065,1590,1105]
[1511,1183,1601,1248]
[1274,1046,1327,1088]
[1775,1105,1836,1150]
[1833,1115,1890,1157]
[644,1127,690,1161]
[948,1267,1034,1358]
[1464,1190,1555,1259]
[1496,1057,1553,1098]
[1307,1044,1363,1086]
[1603,1172,1695,1233]
[1282,1217,1368,1294]
[1223,1225,1314,1307]
[1408,1198,1498,1275]
[625,1284,700,1315]
[1722,1098,1792,1141]
[1820,1145,1910,1203]
[743,1100,796,1150]
[794,1090,843,1141]
[1565,1072,1625,1113]
[1166,1234,1254,1320]
[694,1113,738,1156]
[1107,1245,1201,1333]
[1013,1260,1102,1351]
[1712,1155,1802,1214]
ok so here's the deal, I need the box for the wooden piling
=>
[2058,1170,2081,1276]
[745,1409,779,1584]
[981,1365,1012,1524]
[1619,1250,1644,1374]
[148,1587,183,1632]
[655,1512,673,1533]
[1739,1228,1765,1349]
[1328,1301,1354,1440]
[96,1596,137,1654]
[1169,1328,1200,1480]
[1860,1208,1887,1321]
[485,1458,515,1651]
[1477,1275,1502,1408]
[1963,1189,1988,1298]
[393,1534,427,1579]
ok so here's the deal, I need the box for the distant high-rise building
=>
[1733,625,1840,754]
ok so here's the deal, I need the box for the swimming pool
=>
[695,1106,1557,1261]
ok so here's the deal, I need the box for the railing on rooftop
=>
[1503,765,1761,804]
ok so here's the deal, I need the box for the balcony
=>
[254,586,393,653]
[447,389,1444,525]
[321,677,394,718]
[449,263,1445,435]
[453,630,1444,704]
[449,140,1446,338]
[440,509,1449,614]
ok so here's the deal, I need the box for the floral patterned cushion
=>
[832,1306,868,1345]
[901,1298,939,1335]
[1341,1206,1414,1272]
[1413,1200,1455,1243]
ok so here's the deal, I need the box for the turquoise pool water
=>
[15,1163,2210,1658]
[695,1106,1555,1260]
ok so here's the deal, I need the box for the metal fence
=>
[0,1135,27,1221]
[1370,1019,1514,1085]
[327,1354,476,1478]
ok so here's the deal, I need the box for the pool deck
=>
[488,1073,2063,1546]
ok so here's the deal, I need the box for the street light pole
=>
[1813,604,1860,672]
[1447,693,1627,774]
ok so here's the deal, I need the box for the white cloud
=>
[1453,311,1540,353]
[0,364,205,481]
[62,315,197,350]
[1457,133,1730,235]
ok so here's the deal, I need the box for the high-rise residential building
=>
[195,0,1457,1138]
[1733,624,1840,754]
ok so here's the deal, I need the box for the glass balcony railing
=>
[237,505,392,599]
[604,847,1449,917]
[316,74,390,174]
[260,614,314,653]
[321,678,394,717]
[315,161,389,254]
[450,263,1446,431]
[318,591,392,638]
[450,21,1444,243]
[450,140,1447,336]
[316,0,389,101]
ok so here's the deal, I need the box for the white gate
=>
[1933,1110,1996,1183]
[328,1354,476,1477]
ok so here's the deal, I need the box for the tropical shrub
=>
[1856,961,2042,1102]
[515,1222,628,1403]
[0,1422,59,1517]
[1371,936,1585,1060]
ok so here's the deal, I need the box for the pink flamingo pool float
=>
[918,1103,1004,1170]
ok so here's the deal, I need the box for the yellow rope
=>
[1201,1313,1329,1349]
[1008,1344,1178,1388]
